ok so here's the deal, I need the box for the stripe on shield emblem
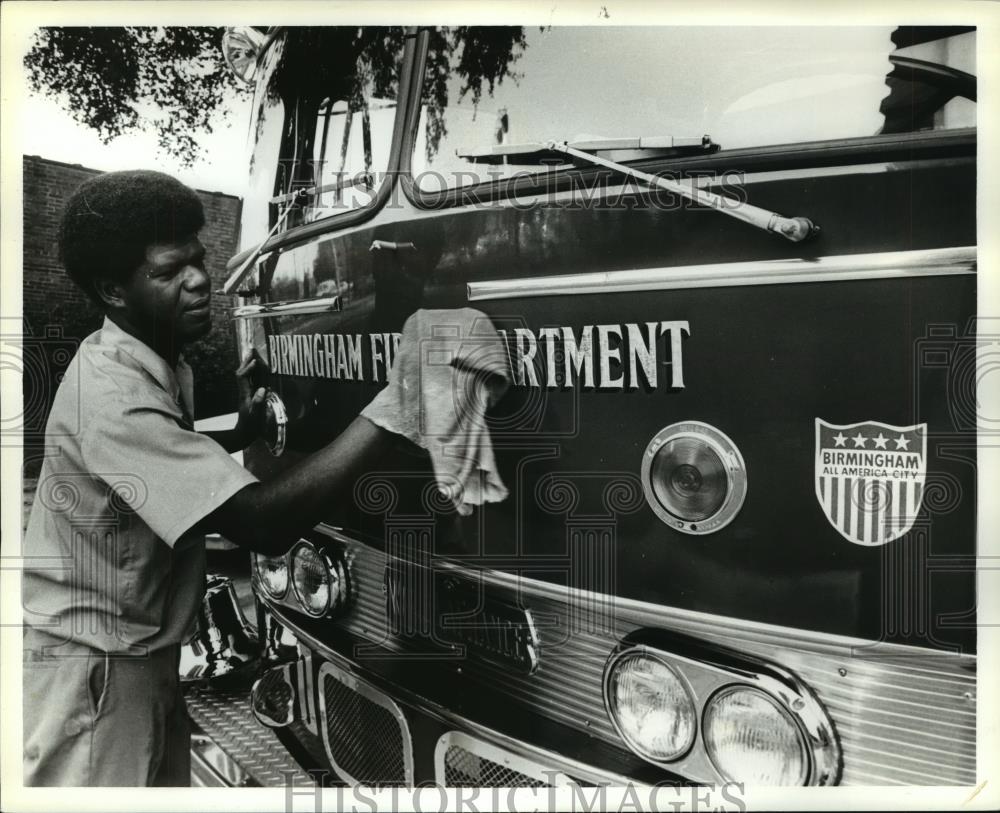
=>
[815,419,927,546]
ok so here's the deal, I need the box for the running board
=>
[186,686,316,787]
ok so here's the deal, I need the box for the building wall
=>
[21,155,244,470]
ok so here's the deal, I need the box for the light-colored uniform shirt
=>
[22,317,258,653]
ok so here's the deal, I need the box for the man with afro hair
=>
[23,170,391,786]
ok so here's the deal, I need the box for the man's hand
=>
[200,350,269,453]
[234,350,268,448]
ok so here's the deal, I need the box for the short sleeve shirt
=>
[22,318,259,653]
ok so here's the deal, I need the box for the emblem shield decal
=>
[815,419,927,546]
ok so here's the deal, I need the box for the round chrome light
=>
[255,553,288,598]
[703,686,809,786]
[604,648,697,763]
[263,390,288,457]
[290,542,338,617]
[641,421,747,534]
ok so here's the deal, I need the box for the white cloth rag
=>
[361,308,511,515]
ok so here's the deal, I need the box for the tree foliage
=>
[25,27,248,164]
[423,27,528,158]
[25,26,527,166]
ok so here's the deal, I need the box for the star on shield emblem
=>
[815,419,927,546]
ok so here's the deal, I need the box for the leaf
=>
[24,27,249,166]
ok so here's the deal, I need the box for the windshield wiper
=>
[458,135,716,165]
[548,140,816,242]
[459,136,816,243]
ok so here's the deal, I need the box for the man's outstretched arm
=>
[195,415,395,555]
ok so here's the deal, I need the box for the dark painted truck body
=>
[191,25,978,788]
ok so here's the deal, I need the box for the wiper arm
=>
[458,135,716,165]
[547,140,817,243]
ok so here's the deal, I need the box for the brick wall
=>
[21,156,244,463]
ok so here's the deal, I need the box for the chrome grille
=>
[435,732,572,787]
[314,527,976,786]
[444,745,547,787]
[317,662,413,785]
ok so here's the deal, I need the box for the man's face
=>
[119,235,212,350]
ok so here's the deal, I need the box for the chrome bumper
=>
[251,607,635,788]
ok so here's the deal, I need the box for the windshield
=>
[410,26,975,192]
[241,27,405,248]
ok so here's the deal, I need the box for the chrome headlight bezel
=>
[602,640,841,786]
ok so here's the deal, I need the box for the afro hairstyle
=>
[58,170,205,304]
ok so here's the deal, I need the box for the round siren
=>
[641,422,747,535]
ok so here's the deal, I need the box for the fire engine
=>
[183,24,978,788]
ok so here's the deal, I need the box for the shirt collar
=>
[100,317,194,418]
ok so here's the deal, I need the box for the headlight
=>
[290,542,338,617]
[703,686,809,786]
[604,649,697,762]
[641,421,747,534]
[255,553,288,598]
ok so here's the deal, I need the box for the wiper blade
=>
[456,134,815,242]
[547,140,817,243]
[458,135,716,165]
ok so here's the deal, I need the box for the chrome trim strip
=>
[467,246,975,301]
[307,521,976,660]
[425,555,973,663]
[265,603,637,787]
[296,648,320,737]
[317,659,415,786]
[232,296,342,319]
